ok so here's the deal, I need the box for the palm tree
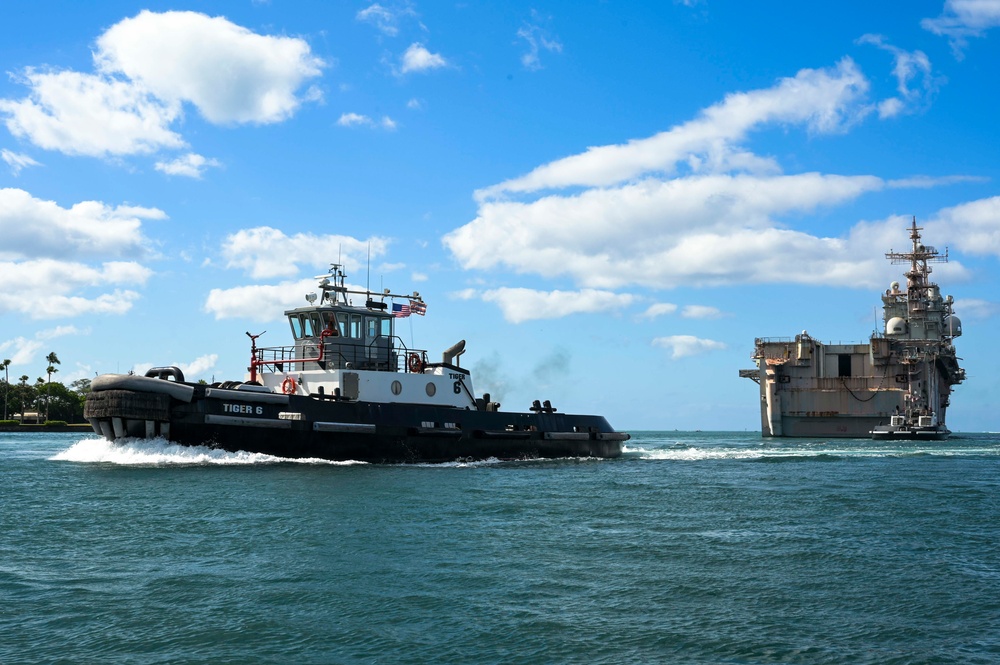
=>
[45,352,61,422]
[1,358,10,420]
[18,375,28,424]
[45,365,58,421]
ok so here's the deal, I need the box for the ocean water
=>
[2,431,999,665]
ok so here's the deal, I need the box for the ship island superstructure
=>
[739,220,965,439]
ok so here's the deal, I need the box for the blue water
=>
[2,431,999,664]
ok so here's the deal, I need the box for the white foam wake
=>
[622,442,1000,461]
[49,437,366,466]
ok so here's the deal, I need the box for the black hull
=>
[85,385,627,463]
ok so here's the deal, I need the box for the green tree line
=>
[1,353,91,424]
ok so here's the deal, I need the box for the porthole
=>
[425,382,437,397]
[391,380,402,395]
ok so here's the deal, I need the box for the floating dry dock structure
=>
[84,264,628,462]
[740,220,965,439]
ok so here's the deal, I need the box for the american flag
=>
[392,303,410,318]
[409,299,427,315]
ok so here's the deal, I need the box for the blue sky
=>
[2,1,1000,431]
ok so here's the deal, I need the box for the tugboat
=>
[84,265,628,462]
[740,219,965,439]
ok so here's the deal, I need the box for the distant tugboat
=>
[85,265,628,462]
[740,220,965,439]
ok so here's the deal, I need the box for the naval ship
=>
[739,220,965,439]
[84,264,628,462]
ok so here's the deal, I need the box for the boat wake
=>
[622,441,1000,461]
[50,437,367,466]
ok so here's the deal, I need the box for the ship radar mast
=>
[884,217,948,305]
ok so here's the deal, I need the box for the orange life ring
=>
[281,376,297,394]
[408,353,424,373]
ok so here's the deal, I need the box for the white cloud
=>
[447,172,890,290]
[477,287,636,323]
[338,112,372,128]
[0,11,324,159]
[640,303,678,319]
[357,3,418,36]
[0,327,79,366]
[857,34,939,117]
[0,188,160,260]
[443,59,975,298]
[155,152,222,178]
[220,226,389,279]
[204,278,317,321]
[337,112,397,130]
[0,189,158,319]
[474,58,869,199]
[95,10,325,124]
[681,305,724,319]
[652,335,727,359]
[1,149,40,175]
[517,15,563,71]
[399,43,448,74]
[922,0,1000,58]
[926,195,1000,256]
[952,298,1000,320]
[0,259,150,318]
[0,69,184,157]
[133,354,218,381]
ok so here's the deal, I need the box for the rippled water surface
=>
[3,431,999,664]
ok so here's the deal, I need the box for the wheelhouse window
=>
[350,314,362,338]
[289,316,304,339]
[322,311,339,335]
[299,314,316,338]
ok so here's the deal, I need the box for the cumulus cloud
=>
[155,152,222,178]
[133,354,218,380]
[926,195,1000,256]
[0,69,184,157]
[0,188,160,260]
[922,0,1000,58]
[443,58,973,300]
[476,287,636,323]
[399,43,448,74]
[448,172,892,290]
[0,189,159,319]
[0,327,80,366]
[1,149,41,175]
[204,278,319,321]
[0,11,324,160]
[94,10,325,125]
[0,259,151,318]
[652,335,727,359]
[220,226,390,279]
